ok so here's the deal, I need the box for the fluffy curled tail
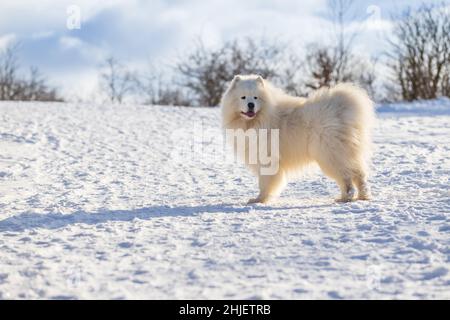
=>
[332,83,376,171]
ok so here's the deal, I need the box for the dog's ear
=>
[230,75,241,88]
[256,75,265,87]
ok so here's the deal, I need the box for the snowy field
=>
[0,99,449,299]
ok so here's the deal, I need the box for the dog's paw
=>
[336,188,356,203]
[247,196,272,204]
[335,197,355,203]
[247,197,262,204]
[357,194,372,201]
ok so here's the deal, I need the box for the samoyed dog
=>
[221,75,375,204]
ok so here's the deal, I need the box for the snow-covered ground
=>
[0,98,449,299]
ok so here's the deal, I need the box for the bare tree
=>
[0,43,61,101]
[305,45,376,94]
[21,67,60,101]
[0,43,20,100]
[304,0,377,96]
[305,45,338,90]
[134,64,191,106]
[275,53,305,96]
[329,0,358,82]
[388,3,450,101]
[99,57,134,104]
[174,37,287,106]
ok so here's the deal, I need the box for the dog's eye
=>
[241,96,246,100]
[254,97,258,99]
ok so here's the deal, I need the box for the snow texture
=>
[0,99,449,299]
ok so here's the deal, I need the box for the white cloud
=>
[59,36,83,49]
[59,36,106,61]
[0,0,125,35]
[0,33,16,50]
[31,30,55,40]
[88,0,331,62]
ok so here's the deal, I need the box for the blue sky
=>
[0,0,440,99]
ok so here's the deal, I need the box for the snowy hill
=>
[0,99,449,299]
[376,97,450,115]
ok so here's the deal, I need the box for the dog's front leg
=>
[247,170,286,204]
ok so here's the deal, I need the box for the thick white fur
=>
[221,75,375,204]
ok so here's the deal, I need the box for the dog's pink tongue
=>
[245,111,255,117]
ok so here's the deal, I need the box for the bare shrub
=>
[0,43,61,102]
[388,3,450,101]
[174,37,290,106]
[134,64,192,106]
[99,57,134,104]
[303,0,377,96]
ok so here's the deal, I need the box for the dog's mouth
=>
[241,111,256,118]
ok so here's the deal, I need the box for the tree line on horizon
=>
[0,1,449,106]
[0,43,62,102]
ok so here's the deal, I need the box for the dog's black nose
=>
[247,102,255,110]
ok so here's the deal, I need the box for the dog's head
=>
[221,75,270,122]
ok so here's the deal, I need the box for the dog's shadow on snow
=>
[0,203,331,232]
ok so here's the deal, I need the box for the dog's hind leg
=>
[315,156,356,202]
[248,170,286,204]
[335,177,356,202]
[353,170,371,200]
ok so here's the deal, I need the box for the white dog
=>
[221,75,375,204]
